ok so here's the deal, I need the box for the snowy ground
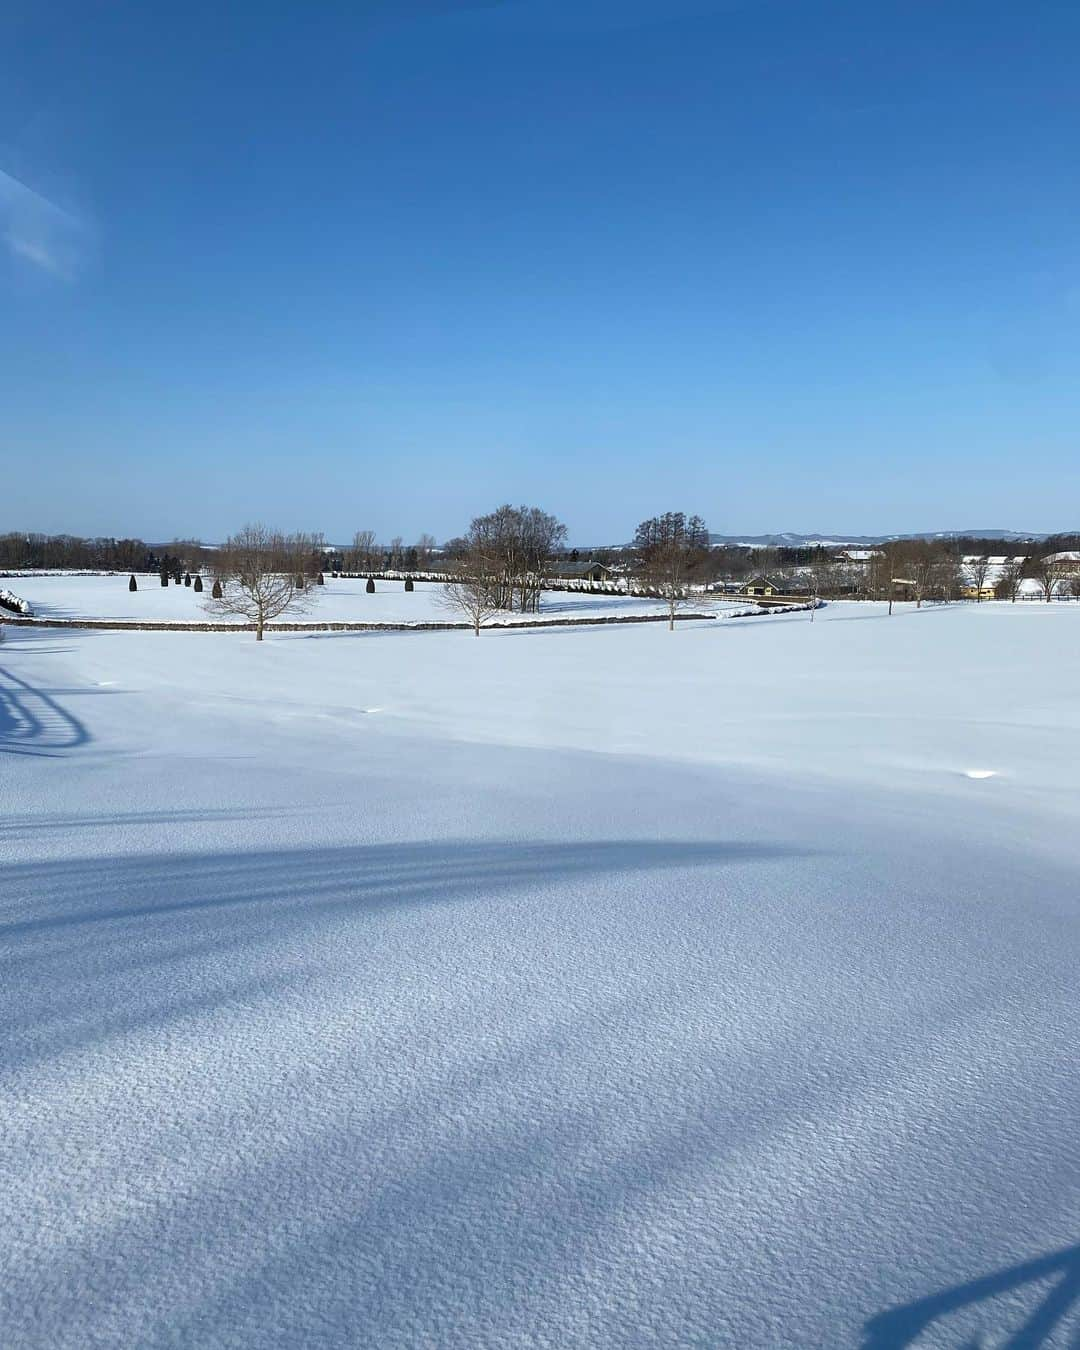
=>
[6,573,689,625]
[3,603,1080,1348]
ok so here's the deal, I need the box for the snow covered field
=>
[6,573,687,625]
[3,603,1080,1347]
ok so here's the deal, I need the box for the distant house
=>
[547,560,617,584]
[740,575,784,598]
[837,549,882,563]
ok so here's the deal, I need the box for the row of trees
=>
[0,533,153,571]
[442,508,710,633]
[859,546,1078,608]
[343,532,438,573]
[203,509,710,639]
[440,506,567,633]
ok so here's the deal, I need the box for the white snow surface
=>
[9,574,687,625]
[3,602,1080,1348]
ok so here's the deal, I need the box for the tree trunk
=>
[474,615,480,636]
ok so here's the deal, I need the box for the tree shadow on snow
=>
[0,664,97,757]
[1,838,806,941]
[863,1243,1080,1348]
[1,837,811,1069]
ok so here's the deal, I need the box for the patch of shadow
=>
[0,838,812,940]
[0,664,97,757]
[864,1243,1080,1348]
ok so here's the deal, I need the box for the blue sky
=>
[3,0,1079,544]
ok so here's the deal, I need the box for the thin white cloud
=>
[0,167,88,281]
[5,229,67,276]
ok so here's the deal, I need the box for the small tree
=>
[1029,554,1068,602]
[205,524,317,640]
[870,550,898,614]
[160,572,169,587]
[907,544,941,608]
[317,572,325,585]
[404,577,414,592]
[633,512,710,630]
[996,561,1024,602]
[366,578,375,594]
[184,572,192,587]
[193,575,203,593]
[441,552,502,635]
[964,556,992,601]
[129,575,138,592]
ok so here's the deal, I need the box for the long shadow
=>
[0,664,95,756]
[1,837,812,1069]
[0,806,301,837]
[0,838,808,940]
[864,1243,1080,1348]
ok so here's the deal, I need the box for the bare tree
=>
[348,530,378,573]
[633,512,710,630]
[206,524,317,639]
[1028,554,1069,603]
[995,560,1024,602]
[415,533,437,567]
[870,550,898,614]
[440,549,502,636]
[807,550,837,603]
[903,543,938,608]
[964,555,992,601]
[464,504,567,613]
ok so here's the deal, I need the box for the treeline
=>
[0,533,155,571]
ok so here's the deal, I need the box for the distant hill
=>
[708,529,1045,548]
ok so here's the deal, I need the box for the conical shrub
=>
[160,573,169,587]
[404,577,414,592]
[212,578,223,599]
[317,572,325,585]
[193,575,203,593]
[366,577,375,593]
[184,573,191,587]
[129,575,138,592]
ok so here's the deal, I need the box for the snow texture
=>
[2,602,1080,1348]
